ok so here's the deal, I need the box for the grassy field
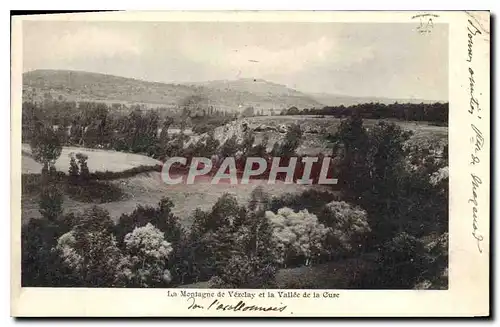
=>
[22,144,162,174]
[182,253,379,289]
[21,171,334,226]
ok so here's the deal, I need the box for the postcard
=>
[11,10,490,317]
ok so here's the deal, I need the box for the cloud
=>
[179,36,374,79]
[23,24,142,71]
[22,21,447,100]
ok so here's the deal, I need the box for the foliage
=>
[68,155,79,183]
[65,180,125,203]
[351,232,447,289]
[38,182,63,221]
[266,208,329,267]
[330,117,449,243]
[114,198,187,285]
[192,115,236,135]
[55,206,122,286]
[115,198,183,245]
[318,201,371,256]
[117,223,174,287]
[282,102,449,124]
[272,123,302,157]
[216,253,278,288]
[269,189,338,215]
[29,124,62,172]
[329,115,372,199]
[75,153,90,181]
[188,194,279,287]
[219,135,239,158]
[21,218,66,286]
[183,132,220,159]
[241,106,255,117]
[207,275,231,288]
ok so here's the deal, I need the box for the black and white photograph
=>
[10,11,490,317]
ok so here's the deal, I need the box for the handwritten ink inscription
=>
[469,174,483,253]
[467,20,483,62]
[187,297,288,313]
[466,18,485,254]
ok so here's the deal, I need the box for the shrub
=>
[350,232,440,289]
[66,180,125,203]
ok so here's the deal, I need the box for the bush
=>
[214,254,278,288]
[66,180,126,203]
[90,164,162,180]
[349,232,445,289]
[270,189,338,216]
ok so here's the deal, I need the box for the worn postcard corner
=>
[10,10,490,317]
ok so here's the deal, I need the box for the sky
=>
[23,21,448,101]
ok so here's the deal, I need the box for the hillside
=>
[22,70,323,113]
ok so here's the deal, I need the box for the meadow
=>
[21,170,334,226]
[22,144,162,174]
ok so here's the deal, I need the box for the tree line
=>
[22,99,237,156]
[281,102,448,125]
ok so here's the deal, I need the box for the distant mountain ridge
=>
[23,70,321,113]
[23,69,441,113]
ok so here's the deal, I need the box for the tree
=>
[240,130,256,157]
[189,194,279,287]
[330,115,371,199]
[356,232,431,289]
[248,186,271,212]
[115,198,188,285]
[180,94,207,118]
[55,206,122,286]
[318,201,371,257]
[115,198,183,246]
[117,223,174,287]
[266,208,329,267]
[75,153,90,181]
[38,183,63,222]
[159,117,174,148]
[68,154,79,184]
[247,134,269,158]
[272,123,302,157]
[330,118,419,243]
[219,135,239,158]
[287,106,300,115]
[241,106,255,117]
[216,253,277,288]
[22,218,64,286]
[183,132,220,159]
[30,124,62,174]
